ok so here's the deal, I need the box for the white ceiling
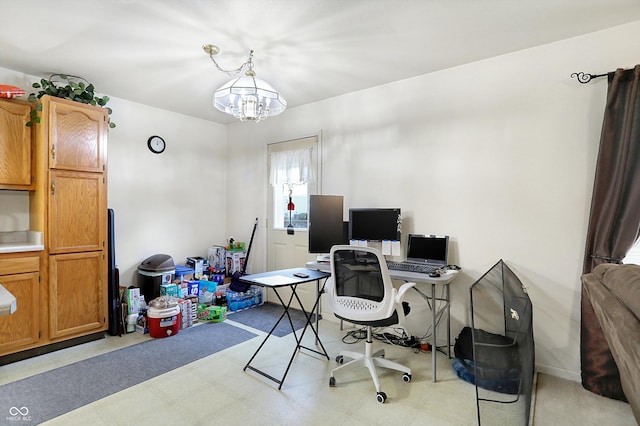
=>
[1,0,640,124]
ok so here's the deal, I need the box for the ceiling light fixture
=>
[203,44,287,122]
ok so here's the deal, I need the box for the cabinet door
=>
[0,99,33,189]
[49,251,106,338]
[0,272,40,352]
[48,170,106,254]
[47,97,107,173]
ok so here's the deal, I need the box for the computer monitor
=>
[308,195,347,253]
[348,208,401,242]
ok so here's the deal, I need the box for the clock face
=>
[147,136,165,154]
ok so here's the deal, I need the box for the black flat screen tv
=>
[308,195,347,253]
[349,208,401,242]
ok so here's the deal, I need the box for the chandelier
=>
[203,44,287,122]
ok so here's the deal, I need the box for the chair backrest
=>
[328,245,398,323]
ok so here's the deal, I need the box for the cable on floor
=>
[341,326,431,353]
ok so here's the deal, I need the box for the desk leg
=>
[292,283,330,360]
[243,287,297,390]
[244,283,329,390]
[315,277,330,344]
[431,283,437,383]
[446,283,451,359]
[315,279,320,345]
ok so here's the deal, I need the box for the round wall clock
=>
[147,135,166,154]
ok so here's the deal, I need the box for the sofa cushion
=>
[592,263,640,319]
[582,271,640,422]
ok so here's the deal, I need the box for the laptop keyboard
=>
[386,261,437,274]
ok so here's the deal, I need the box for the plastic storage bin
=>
[175,265,194,282]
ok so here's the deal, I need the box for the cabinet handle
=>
[50,181,55,195]
[50,144,56,160]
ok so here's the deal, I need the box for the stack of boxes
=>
[123,244,263,336]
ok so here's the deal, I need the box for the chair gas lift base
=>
[329,325,412,403]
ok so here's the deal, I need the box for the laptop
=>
[387,234,449,273]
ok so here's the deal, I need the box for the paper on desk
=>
[252,275,294,286]
[391,240,401,256]
[381,240,391,255]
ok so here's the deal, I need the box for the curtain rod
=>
[571,71,609,84]
[572,66,640,83]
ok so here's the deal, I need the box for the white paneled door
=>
[267,136,319,310]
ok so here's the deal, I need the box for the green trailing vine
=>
[26,74,116,128]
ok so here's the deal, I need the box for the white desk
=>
[306,260,459,382]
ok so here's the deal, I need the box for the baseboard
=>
[0,332,105,366]
[535,363,581,382]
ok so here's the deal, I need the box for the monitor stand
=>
[316,254,330,263]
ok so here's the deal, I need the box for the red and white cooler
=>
[147,305,181,338]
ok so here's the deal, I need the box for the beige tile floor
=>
[0,318,635,425]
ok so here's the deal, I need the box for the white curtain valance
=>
[269,148,313,187]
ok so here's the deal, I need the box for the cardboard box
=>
[121,286,142,314]
[177,281,188,298]
[208,245,226,269]
[160,283,178,297]
[225,251,246,276]
[186,256,210,279]
[197,305,227,322]
[187,281,199,296]
[197,280,217,304]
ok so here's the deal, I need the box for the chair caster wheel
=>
[376,391,387,403]
[329,376,336,387]
[402,373,412,382]
[335,355,344,364]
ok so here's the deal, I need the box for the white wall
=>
[105,98,227,285]
[225,21,640,381]
[0,66,228,288]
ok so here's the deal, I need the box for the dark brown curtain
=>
[581,65,640,400]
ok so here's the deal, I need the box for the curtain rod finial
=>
[571,71,607,84]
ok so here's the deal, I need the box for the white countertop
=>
[0,231,44,253]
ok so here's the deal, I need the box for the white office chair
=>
[326,245,416,403]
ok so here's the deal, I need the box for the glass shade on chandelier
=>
[213,72,287,122]
[203,44,286,122]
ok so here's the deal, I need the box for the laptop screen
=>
[406,234,449,265]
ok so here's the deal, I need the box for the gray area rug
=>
[228,302,316,337]
[0,321,256,425]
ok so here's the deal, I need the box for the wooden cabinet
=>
[0,95,108,359]
[48,170,106,254]
[31,95,108,345]
[48,98,106,173]
[0,254,40,352]
[42,96,108,339]
[0,98,33,190]
[48,251,105,338]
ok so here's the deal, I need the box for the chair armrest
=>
[395,282,416,305]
